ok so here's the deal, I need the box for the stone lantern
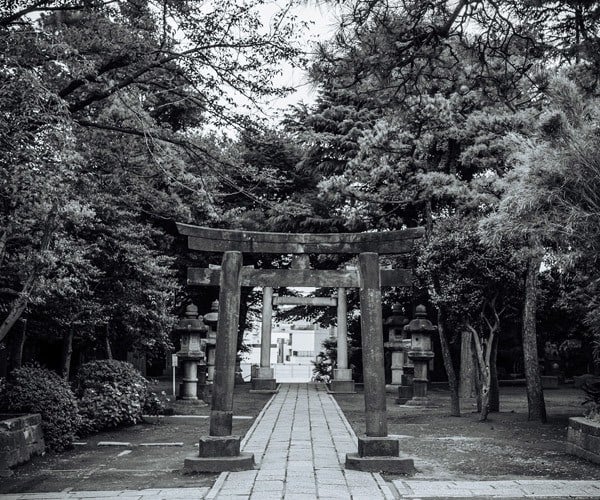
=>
[175,304,208,402]
[203,300,219,384]
[403,305,437,406]
[384,303,409,393]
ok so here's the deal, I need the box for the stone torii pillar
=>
[177,223,423,474]
[251,286,277,392]
[330,287,355,393]
[184,251,254,472]
[345,252,414,473]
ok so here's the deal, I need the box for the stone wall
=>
[0,413,45,475]
[566,416,600,465]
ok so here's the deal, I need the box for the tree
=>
[0,0,306,354]
[293,0,573,422]
[482,78,600,405]
[420,217,523,420]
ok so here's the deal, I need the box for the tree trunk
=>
[437,307,460,416]
[61,328,74,380]
[479,375,490,421]
[105,324,113,359]
[489,333,500,412]
[459,329,476,399]
[470,326,491,421]
[8,319,27,374]
[425,200,459,416]
[0,275,35,344]
[474,365,482,413]
[0,210,56,344]
[0,222,11,268]
[523,256,547,422]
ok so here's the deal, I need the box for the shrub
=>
[75,359,149,434]
[582,379,600,422]
[312,338,337,383]
[0,365,81,451]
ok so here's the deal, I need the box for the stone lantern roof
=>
[403,305,437,335]
[203,300,219,328]
[384,303,409,327]
[175,304,208,334]
[175,304,207,360]
[385,303,409,345]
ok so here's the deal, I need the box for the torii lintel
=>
[176,223,424,254]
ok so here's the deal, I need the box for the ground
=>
[334,384,600,481]
[0,383,272,494]
[2,383,599,495]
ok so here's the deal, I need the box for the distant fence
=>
[240,363,313,383]
[274,363,313,383]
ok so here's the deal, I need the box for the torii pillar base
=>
[345,437,415,474]
[250,367,277,393]
[329,368,356,394]
[184,436,254,473]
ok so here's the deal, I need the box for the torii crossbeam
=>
[178,224,420,474]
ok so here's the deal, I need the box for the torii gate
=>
[178,223,421,473]
[268,291,350,393]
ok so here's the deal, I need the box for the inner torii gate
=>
[267,291,351,393]
[178,223,422,473]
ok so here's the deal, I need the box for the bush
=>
[0,365,81,451]
[582,379,600,422]
[312,338,337,383]
[75,360,149,434]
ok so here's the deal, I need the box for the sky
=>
[254,2,340,122]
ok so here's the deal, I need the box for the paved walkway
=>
[2,383,600,499]
[392,480,600,498]
[207,383,393,499]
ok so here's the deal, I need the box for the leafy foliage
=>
[582,379,600,422]
[75,360,149,435]
[312,337,337,383]
[0,365,81,451]
[0,0,307,359]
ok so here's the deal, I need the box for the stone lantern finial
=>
[185,303,199,317]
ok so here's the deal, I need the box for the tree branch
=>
[0,207,58,344]
[58,53,133,99]
[0,0,50,27]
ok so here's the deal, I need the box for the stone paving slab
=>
[392,480,600,499]
[0,488,210,499]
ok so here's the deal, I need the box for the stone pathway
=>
[207,383,393,499]
[393,480,600,498]
[2,383,600,499]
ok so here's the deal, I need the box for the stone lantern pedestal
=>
[175,304,208,404]
[403,305,437,407]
